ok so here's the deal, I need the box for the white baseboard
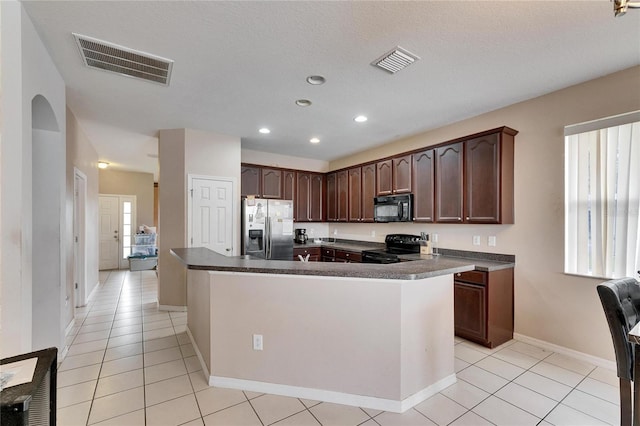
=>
[186,326,211,379]
[209,374,457,414]
[514,333,616,371]
[59,318,76,362]
[85,280,100,305]
[64,318,76,336]
[158,304,187,312]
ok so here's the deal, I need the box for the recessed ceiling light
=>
[98,161,109,169]
[310,138,320,144]
[354,115,368,123]
[306,75,326,85]
[259,128,271,134]
[295,99,312,107]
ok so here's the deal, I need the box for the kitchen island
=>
[171,247,477,413]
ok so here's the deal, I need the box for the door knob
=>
[226,248,231,252]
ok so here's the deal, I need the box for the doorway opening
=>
[99,194,137,270]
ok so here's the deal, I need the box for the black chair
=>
[597,277,640,426]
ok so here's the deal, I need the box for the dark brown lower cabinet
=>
[335,250,361,263]
[454,268,513,348]
[322,248,335,262]
[293,247,321,262]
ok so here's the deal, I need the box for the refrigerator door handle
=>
[265,218,271,259]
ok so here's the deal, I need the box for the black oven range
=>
[361,234,422,264]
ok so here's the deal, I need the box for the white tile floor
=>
[57,269,620,425]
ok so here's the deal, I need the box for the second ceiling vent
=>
[73,33,173,86]
[372,46,420,74]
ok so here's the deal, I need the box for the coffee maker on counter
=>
[294,228,308,244]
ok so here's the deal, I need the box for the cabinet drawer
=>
[454,270,487,285]
[322,248,336,257]
[293,247,321,260]
[335,250,362,262]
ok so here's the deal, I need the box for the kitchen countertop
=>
[293,239,515,272]
[171,247,476,280]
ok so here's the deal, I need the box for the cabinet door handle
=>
[456,273,461,277]
[466,217,470,220]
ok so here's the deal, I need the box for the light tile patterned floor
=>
[57,270,620,425]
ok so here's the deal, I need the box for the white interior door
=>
[99,195,119,270]
[190,177,234,255]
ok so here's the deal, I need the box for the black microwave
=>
[374,194,413,222]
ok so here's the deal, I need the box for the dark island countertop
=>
[171,247,481,280]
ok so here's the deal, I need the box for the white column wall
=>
[0,1,66,357]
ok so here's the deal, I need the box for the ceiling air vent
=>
[372,46,420,74]
[73,33,173,86]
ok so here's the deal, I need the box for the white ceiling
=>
[21,1,640,179]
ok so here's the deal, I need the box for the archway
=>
[31,94,64,351]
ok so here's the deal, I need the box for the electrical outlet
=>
[252,334,263,351]
[333,229,338,235]
[488,236,497,247]
[473,235,481,246]
[371,230,376,237]
[432,233,438,243]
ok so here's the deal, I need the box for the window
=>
[122,201,132,260]
[565,111,640,279]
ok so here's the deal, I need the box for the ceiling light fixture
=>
[259,128,271,134]
[296,99,312,107]
[613,0,640,16]
[310,138,320,144]
[306,75,326,85]
[354,115,368,123]
[98,161,109,169]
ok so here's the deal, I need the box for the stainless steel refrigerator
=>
[241,198,294,260]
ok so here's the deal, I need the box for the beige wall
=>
[241,149,329,173]
[189,270,454,411]
[158,128,241,308]
[158,129,187,308]
[99,169,154,230]
[327,65,640,361]
[66,108,99,314]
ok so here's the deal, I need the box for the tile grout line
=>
[454,343,612,425]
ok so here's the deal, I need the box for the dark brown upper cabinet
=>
[309,173,324,222]
[241,166,261,197]
[376,155,412,196]
[376,160,393,195]
[392,155,412,194]
[326,172,337,222]
[261,168,282,199]
[283,170,296,201]
[297,172,324,222]
[296,172,311,222]
[412,149,435,222]
[435,127,516,224]
[435,142,464,223]
[348,167,362,222]
[337,170,348,222]
[465,129,515,224]
[361,163,376,222]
